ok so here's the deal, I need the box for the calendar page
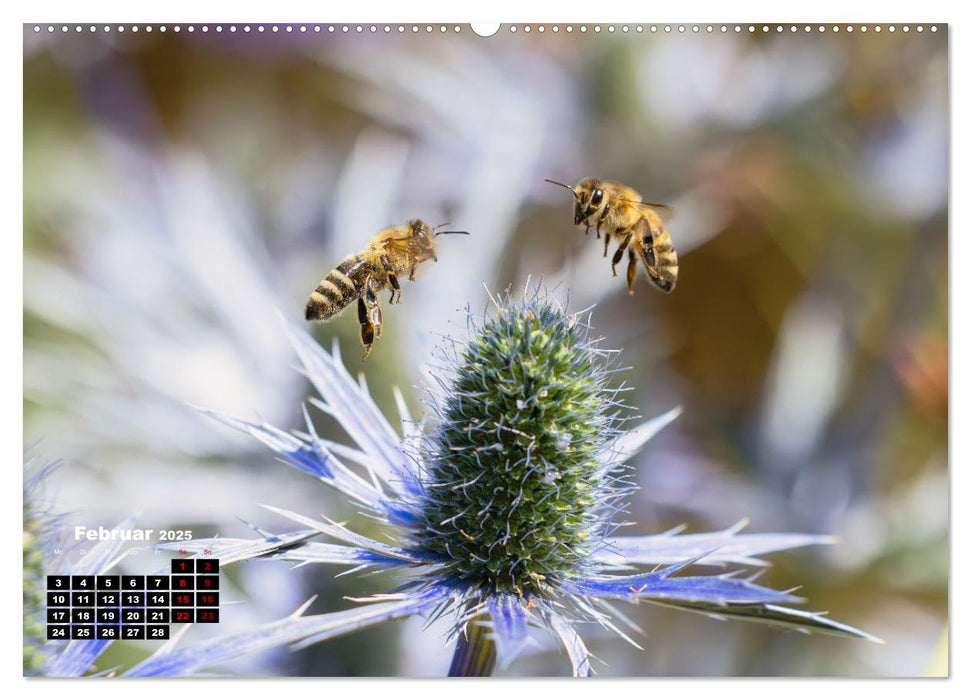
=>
[23,20,948,678]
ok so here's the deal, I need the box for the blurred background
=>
[23,23,947,676]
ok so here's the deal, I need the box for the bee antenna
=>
[432,221,453,230]
[434,230,470,236]
[544,178,577,194]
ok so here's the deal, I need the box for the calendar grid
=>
[46,560,220,641]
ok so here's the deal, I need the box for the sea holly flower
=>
[150,290,877,677]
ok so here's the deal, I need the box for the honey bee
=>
[545,177,678,294]
[305,220,468,360]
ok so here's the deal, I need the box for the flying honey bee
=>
[305,220,468,360]
[545,177,678,294]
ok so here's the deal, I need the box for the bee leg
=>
[626,249,637,295]
[357,297,373,361]
[596,201,611,240]
[367,278,383,339]
[358,276,384,362]
[602,232,611,257]
[379,255,401,304]
[408,265,417,282]
[611,234,632,276]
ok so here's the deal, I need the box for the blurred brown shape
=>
[893,330,948,424]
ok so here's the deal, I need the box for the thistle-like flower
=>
[161,291,876,676]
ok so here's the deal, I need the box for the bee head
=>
[575,178,606,226]
[411,220,433,244]
[412,221,470,263]
[545,178,604,226]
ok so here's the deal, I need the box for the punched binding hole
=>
[470,23,501,37]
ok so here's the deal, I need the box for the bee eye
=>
[590,189,604,206]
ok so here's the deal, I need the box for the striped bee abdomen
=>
[645,229,678,294]
[305,255,369,321]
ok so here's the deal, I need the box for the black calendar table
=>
[47,559,220,640]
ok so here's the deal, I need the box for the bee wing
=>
[611,193,674,222]
[381,237,416,252]
[380,235,437,271]
[633,201,675,222]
